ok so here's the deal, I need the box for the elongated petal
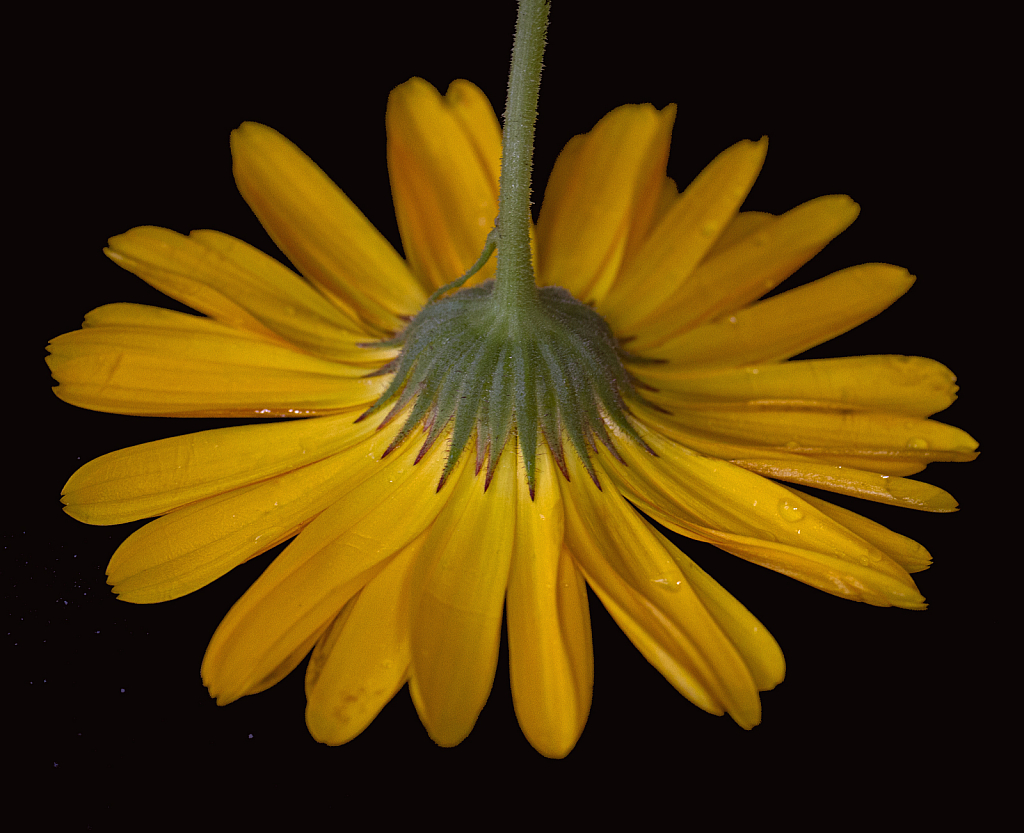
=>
[387,78,502,291]
[106,414,398,602]
[650,264,915,368]
[445,79,504,189]
[202,434,450,705]
[797,493,932,573]
[643,409,929,477]
[648,527,784,692]
[604,426,926,607]
[536,104,675,303]
[507,447,592,759]
[734,459,960,512]
[47,303,389,416]
[104,229,285,341]
[409,442,517,747]
[636,355,960,418]
[600,138,768,335]
[706,210,775,254]
[231,122,424,332]
[106,227,396,364]
[560,452,769,728]
[304,531,424,745]
[63,412,378,525]
[647,402,979,474]
[628,195,861,350]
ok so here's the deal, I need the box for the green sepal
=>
[359,280,655,498]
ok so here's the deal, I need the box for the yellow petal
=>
[506,446,592,759]
[734,459,960,512]
[560,452,766,728]
[636,355,960,418]
[444,79,504,209]
[646,402,979,474]
[645,175,682,238]
[104,228,285,341]
[649,527,784,692]
[304,530,424,745]
[201,432,450,705]
[197,230,402,371]
[600,138,768,336]
[108,226,395,362]
[536,104,675,304]
[105,414,397,603]
[409,441,517,747]
[231,121,423,332]
[604,425,927,608]
[642,407,928,477]
[387,78,502,291]
[798,493,932,573]
[650,264,915,369]
[706,210,775,254]
[47,303,389,416]
[628,195,860,350]
[63,412,378,525]
[105,226,392,356]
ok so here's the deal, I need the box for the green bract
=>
[359,280,655,497]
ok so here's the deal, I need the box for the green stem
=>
[493,0,549,317]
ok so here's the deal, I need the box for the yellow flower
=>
[46,78,977,758]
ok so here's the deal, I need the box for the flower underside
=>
[358,280,655,497]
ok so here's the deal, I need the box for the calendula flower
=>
[47,68,976,757]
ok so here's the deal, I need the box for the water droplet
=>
[858,549,883,565]
[907,437,929,449]
[651,576,682,592]
[778,499,804,522]
[700,221,720,238]
[784,440,800,450]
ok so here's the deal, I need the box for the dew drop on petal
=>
[777,499,804,522]
[907,437,929,449]
[651,576,683,592]
[859,549,883,565]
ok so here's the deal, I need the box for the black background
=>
[16,0,997,815]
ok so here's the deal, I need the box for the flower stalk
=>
[493,0,549,317]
